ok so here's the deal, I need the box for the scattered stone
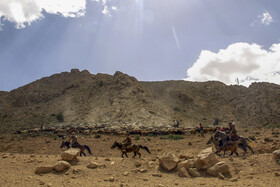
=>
[188,142,192,146]
[111,161,115,165]
[275,172,280,177]
[158,152,179,171]
[218,172,225,180]
[30,154,35,158]
[140,168,147,173]
[188,168,200,177]
[87,161,99,169]
[2,154,8,159]
[178,167,190,178]
[158,184,165,187]
[123,171,129,176]
[105,158,111,161]
[35,166,53,174]
[109,177,115,182]
[134,160,142,167]
[230,177,238,182]
[53,161,70,172]
[273,149,280,159]
[152,173,162,177]
[207,162,229,176]
[61,148,80,161]
[39,181,45,185]
[179,153,194,160]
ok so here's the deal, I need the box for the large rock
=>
[35,166,53,174]
[273,149,280,159]
[53,161,71,172]
[178,159,194,170]
[188,168,200,177]
[178,167,190,178]
[158,152,179,171]
[207,161,230,176]
[61,148,80,161]
[194,147,219,170]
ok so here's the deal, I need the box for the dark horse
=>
[111,141,151,158]
[214,130,254,156]
[60,141,92,156]
[207,136,239,156]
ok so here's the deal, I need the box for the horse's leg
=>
[125,152,128,158]
[246,145,254,155]
[223,143,228,156]
[121,152,124,158]
[133,152,136,158]
[242,146,247,156]
[234,150,239,156]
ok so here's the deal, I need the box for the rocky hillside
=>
[0,69,280,131]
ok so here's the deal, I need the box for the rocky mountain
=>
[0,69,280,131]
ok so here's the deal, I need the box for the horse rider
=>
[122,132,132,150]
[174,119,180,128]
[228,122,238,141]
[199,123,204,137]
[69,131,78,148]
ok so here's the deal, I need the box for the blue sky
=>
[0,0,280,91]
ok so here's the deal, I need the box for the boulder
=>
[207,161,230,176]
[61,148,80,161]
[178,159,194,170]
[273,149,280,159]
[35,166,53,174]
[87,162,99,169]
[158,152,179,171]
[188,168,200,177]
[53,161,71,172]
[194,147,219,170]
[178,167,190,178]
[179,153,194,160]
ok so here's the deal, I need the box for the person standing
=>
[69,131,78,148]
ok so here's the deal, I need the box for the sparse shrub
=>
[94,134,101,139]
[147,138,151,141]
[244,129,248,132]
[99,81,104,87]
[173,107,180,112]
[277,159,280,165]
[159,135,183,140]
[56,112,64,122]
[134,135,140,140]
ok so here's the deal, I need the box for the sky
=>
[0,0,280,91]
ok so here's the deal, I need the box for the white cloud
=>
[0,0,87,29]
[185,42,280,87]
[258,11,274,25]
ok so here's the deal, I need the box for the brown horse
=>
[111,141,151,158]
[60,141,92,156]
[207,136,239,156]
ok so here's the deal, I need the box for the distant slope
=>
[0,69,279,131]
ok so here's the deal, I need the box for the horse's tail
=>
[139,145,151,154]
[246,138,255,148]
[84,145,92,155]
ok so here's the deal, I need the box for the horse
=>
[207,136,239,156]
[60,141,92,156]
[111,141,151,158]
[214,130,254,156]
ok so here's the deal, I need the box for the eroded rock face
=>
[61,148,80,161]
[194,147,219,170]
[158,152,179,171]
[53,161,71,172]
[207,161,230,176]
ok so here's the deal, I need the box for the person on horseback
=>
[228,122,238,141]
[69,131,78,148]
[199,123,204,137]
[122,132,132,150]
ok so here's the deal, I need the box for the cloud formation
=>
[258,11,274,25]
[186,42,280,87]
[0,0,87,29]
